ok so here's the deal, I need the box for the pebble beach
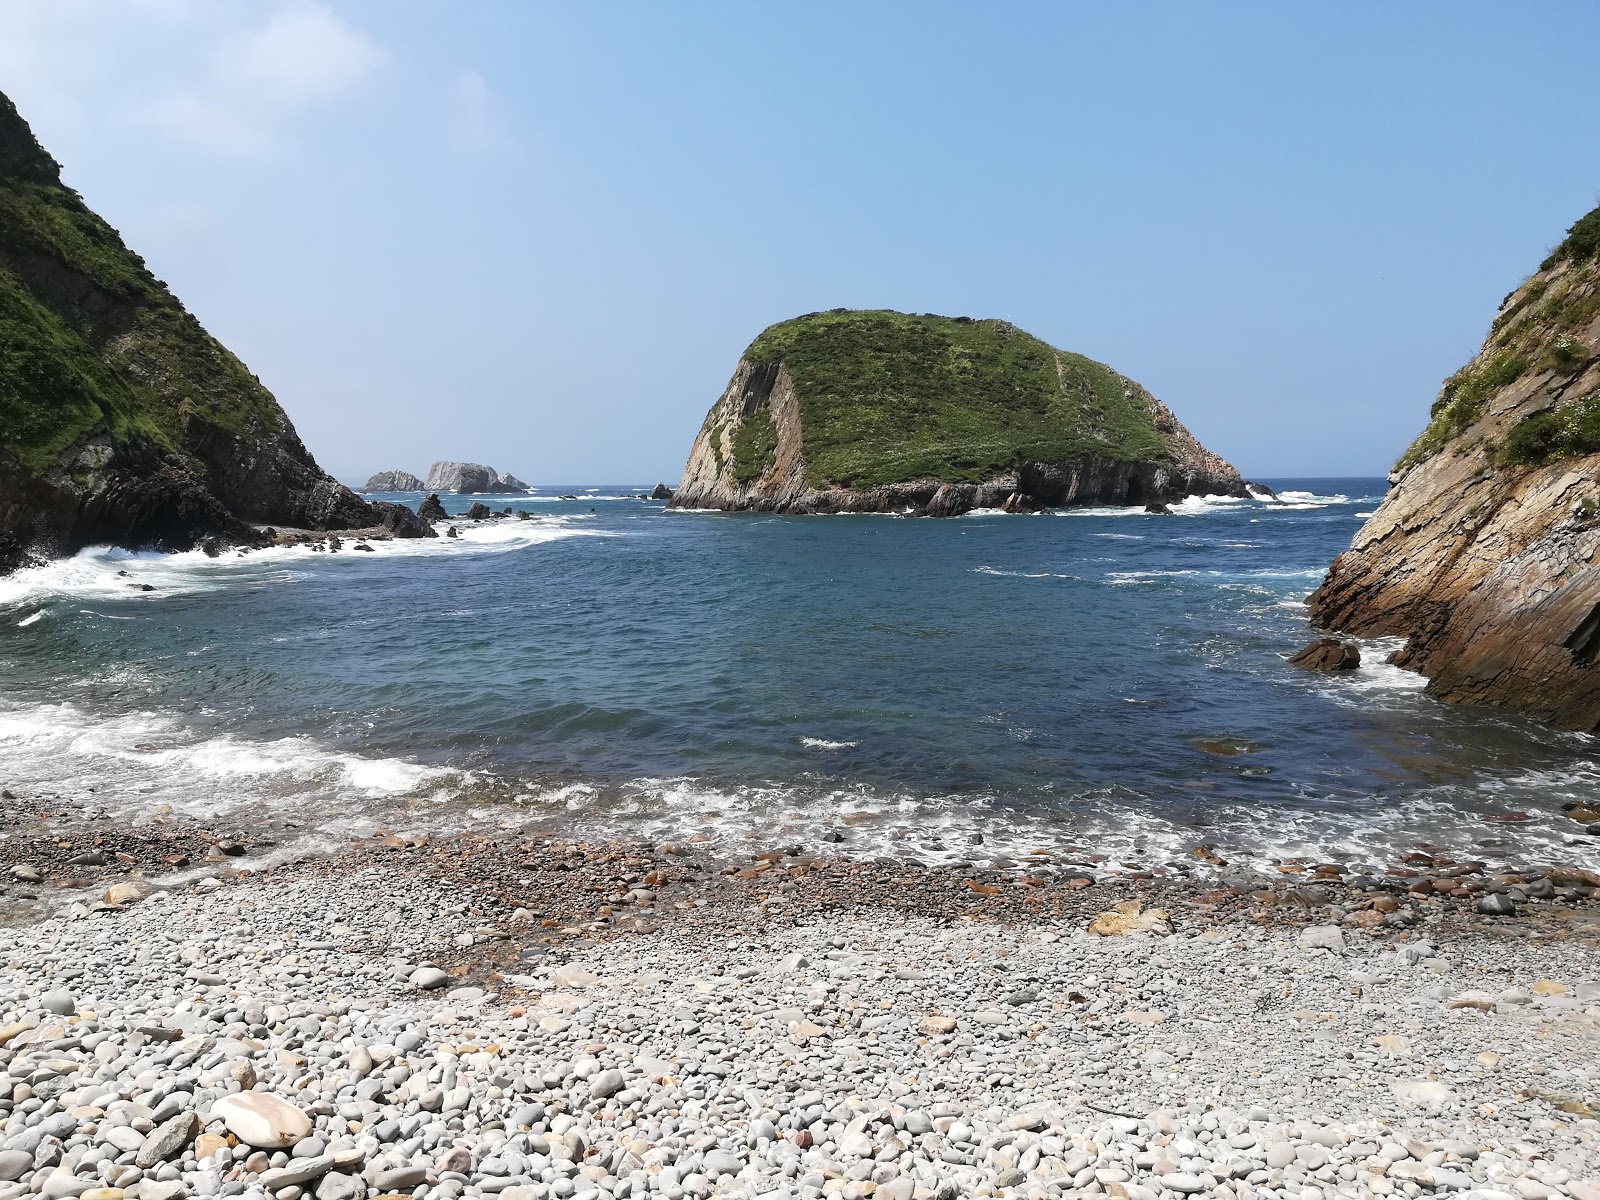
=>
[3,810,1599,1200]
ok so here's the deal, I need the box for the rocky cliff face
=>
[1308,204,1600,729]
[669,310,1245,516]
[422,462,529,493]
[0,90,378,563]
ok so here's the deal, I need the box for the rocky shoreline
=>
[2,800,1598,1200]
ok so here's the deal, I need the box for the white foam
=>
[1107,567,1324,585]
[974,566,1078,580]
[471,769,1600,876]
[0,519,603,611]
[15,611,44,627]
[800,737,859,750]
[0,698,458,819]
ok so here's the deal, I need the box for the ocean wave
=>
[1,694,1592,877]
[973,566,1078,580]
[486,771,1599,876]
[0,519,602,610]
[0,699,458,819]
[1107,567,1325,585]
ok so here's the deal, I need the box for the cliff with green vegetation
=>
[1309,202,1600,728]
[0,88,382,568]
[669,310,1245,515]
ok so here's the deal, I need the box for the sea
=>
[2,479,1596,876]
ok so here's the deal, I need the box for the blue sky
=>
[4,1,1598,483]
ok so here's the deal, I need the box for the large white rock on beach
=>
[210,1093,312,1148]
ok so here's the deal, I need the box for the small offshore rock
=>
[1288,637,1361,672]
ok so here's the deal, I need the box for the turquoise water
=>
[1,479,1596,873]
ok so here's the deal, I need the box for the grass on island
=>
[740,309,1169,487]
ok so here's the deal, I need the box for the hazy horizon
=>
[5,1,1598,483]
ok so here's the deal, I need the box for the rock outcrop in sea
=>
[363,470,424,492]
[422,462,529,494]
[0,89,384,564]
[1309,204,1600,729]
[669,310,1246,516]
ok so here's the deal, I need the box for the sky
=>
[3,1,1599,484]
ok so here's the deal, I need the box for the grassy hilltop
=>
[741,309,1169,487]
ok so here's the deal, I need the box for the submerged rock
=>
[1308,203,1600,729]
[668,310,1245,517]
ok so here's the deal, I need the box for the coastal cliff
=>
[1308,204,1600,729]
[0,89,376,565]
[669,310,1245,516]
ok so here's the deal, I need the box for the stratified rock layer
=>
[0,89,374,559]
[669,310,1244,516]
[1308,205,1600,729]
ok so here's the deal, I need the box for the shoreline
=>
[0,814,1597,1200]
[5,791,1600,936]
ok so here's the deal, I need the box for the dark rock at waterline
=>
[417,493,448,524]
[1288,638,1361,672]
[1246,482,1281,502]
[465,501,493,520]
[0,535,42,575]
[445,525,459,538]
[651,483,675,500]
[1145,502,1174,515]
[368,500,437,539]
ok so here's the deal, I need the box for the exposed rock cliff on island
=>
[423,462,530,494]
[1309,204,1600,729]
[668,310,1246,515]
[0,90,383,564]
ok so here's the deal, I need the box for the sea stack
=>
[423,462,530,494]
[364,469,425,492]
[0,89,375,563]
[669,310,1245,516]
[1308,204,1600,729]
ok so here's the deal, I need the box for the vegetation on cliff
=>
[0,128,287,473]
[1398,203,1600,473]
[741,310,1169,487]
[0,89,372,555]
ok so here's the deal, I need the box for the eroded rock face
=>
[1308,206,1600,729]
[423,463,530,494]
[668,315,1246,517]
